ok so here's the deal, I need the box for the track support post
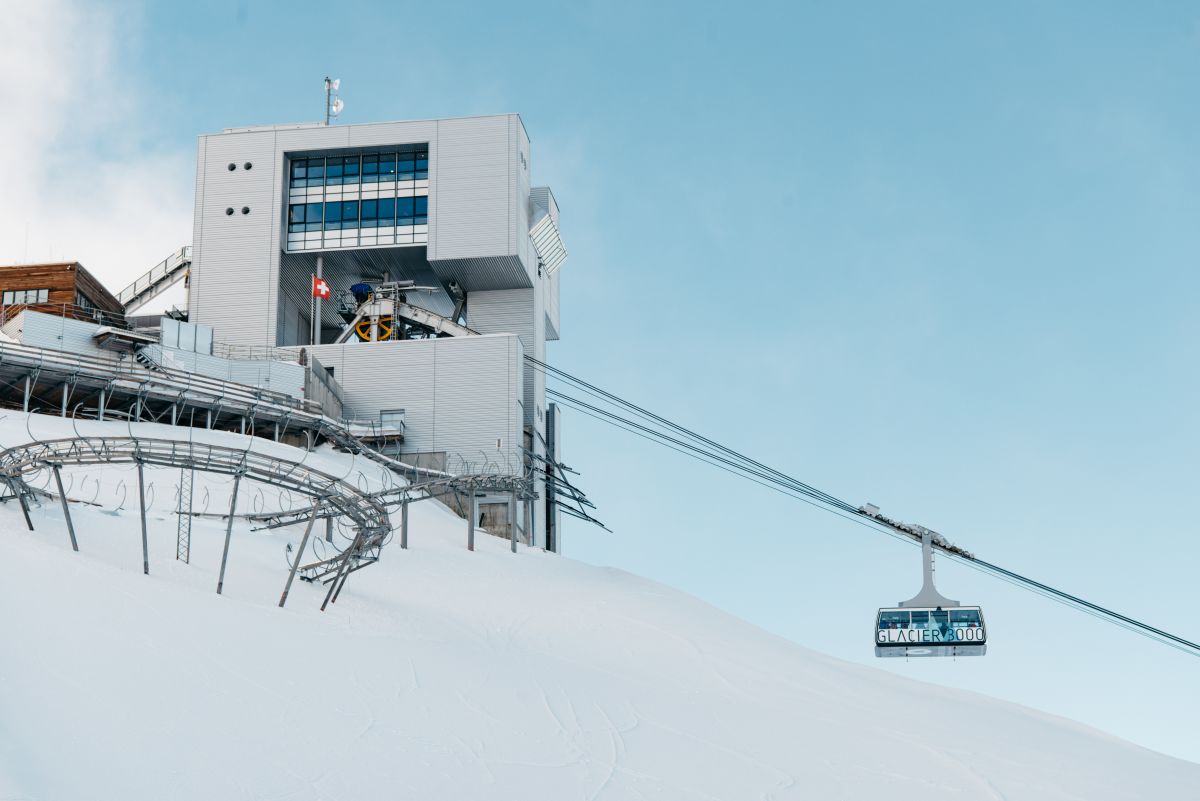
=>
[279,500,319,608]
[467,486,476,551]
[216,473,242,595]
[137,461,150,574]
[400,498,409,549]
[52,465,79,552]
[509,490,517,553]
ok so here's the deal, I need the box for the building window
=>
[288,202,325,233]
[288,147,428,190]
[380,409,405,431]
[75,292,97,312]
[286,146,429,251]
[2,288,49,305]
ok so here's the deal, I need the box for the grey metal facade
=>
[188,113,566,548]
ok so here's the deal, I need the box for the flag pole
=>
[311,255,323,345]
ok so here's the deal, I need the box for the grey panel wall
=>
[11,311,118,360]
[192,114,539,347]
[189,129,282,348]
[467,288,545,427]
[298,334,524,474]
[140,344,305,397]
[430,116,514,265]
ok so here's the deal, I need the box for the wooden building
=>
[0,262,124,322]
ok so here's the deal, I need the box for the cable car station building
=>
[188,113,567,547]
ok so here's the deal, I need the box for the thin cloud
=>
[0,0,193,307]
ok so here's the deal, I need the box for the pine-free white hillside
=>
[0,412,1195,800]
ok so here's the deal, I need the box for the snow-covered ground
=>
[0,411,1196,800]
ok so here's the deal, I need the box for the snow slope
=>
[0,412,1196,800]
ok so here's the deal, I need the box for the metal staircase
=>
[117,246,192,312]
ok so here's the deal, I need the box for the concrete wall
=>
[295,333,525,475]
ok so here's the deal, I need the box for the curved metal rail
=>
[0,436,391,609]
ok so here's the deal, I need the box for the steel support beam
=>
[400,499,408,549]
[216,474,242,595]
[137,461,150,574]
[279,501,319,608]
[510,490,518,553]
[467,488,476,551]
[52,465,79,552]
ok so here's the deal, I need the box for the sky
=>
[1,0,1198,763]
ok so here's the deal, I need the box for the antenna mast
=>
[324,77,343,125]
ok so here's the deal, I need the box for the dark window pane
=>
[324,201,342,229]
[342,200,359,226]
[307,160,325,186]
[377,197,395,224]
[326,161,342,178]
[396,197,414,223]
[360,199,377,227]
[342,157,359,179]
[397,155,415,180]
[378,154,397,178]
[289,204,305,224]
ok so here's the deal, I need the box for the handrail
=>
[116,246,192,306]
[0,302,131,331]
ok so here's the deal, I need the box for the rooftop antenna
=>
[324,77,343,125]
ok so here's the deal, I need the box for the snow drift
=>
[0,411,1195,800]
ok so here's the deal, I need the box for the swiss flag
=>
[312,275,331,300]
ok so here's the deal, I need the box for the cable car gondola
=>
[869,509,987,658]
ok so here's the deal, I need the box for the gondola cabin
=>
[875,606,986,658]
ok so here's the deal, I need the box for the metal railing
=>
[0,302,131,331]
[116,246,192,307]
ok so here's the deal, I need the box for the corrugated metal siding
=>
[514,118,533,278]
[189,130,280,348]
[295,334,523,474]
[431,116,512,264]
[192,114,540,347]
[12,311,118,360]
[140,344,305,397]
[467,289,544,426]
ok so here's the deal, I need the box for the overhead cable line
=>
[525,356,1200,659]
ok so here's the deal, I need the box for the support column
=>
[467,487,476,552]
[216,474,242,595]
[524,496,533,549]
[52,465,79,552]
[22,374,31,413]
[206,409,213,429]
[509,490,518,553]
[311,255,323,346]
[60,382,68,417]
[400,498,409,549]
[98,388,106,421]
[6,477,34,531]
[279,501,319,608]
[137,462,150,574]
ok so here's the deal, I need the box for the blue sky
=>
[3,0,1198,762]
